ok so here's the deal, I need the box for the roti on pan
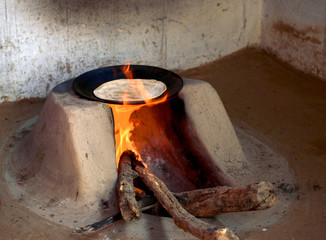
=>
[93,79,167,102]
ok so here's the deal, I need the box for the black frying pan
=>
[73,65,183,105]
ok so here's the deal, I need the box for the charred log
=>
[174,181,275,217]
[117,150,140,221]
[132,157,239,240]
[114,150,276,240]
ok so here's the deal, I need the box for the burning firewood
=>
[118,150,275,218]
[80,150,275,239]
[117,150,141,221]
[117,150,238,239]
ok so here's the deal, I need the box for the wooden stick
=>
[118,151,275,219]
[76,181,275,233]
[117,150,140,222]
[174,181,275,217]
[79,150,275,236]
[133,159,239,240]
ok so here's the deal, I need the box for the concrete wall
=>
[261,0,326,79]
[0,0,261,102]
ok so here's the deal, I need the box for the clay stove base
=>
[4,78,253,228]
[1,77,295,239]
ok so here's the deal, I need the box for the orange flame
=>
[121,62,133,80]
[107,63,168,167]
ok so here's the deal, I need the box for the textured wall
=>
[261,0,326,79]
[0,0,261,102]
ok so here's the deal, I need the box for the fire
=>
[120,63,158,102]
[107,63,168,166]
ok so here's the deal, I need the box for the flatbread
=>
[93,79,167,102]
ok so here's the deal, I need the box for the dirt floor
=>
[1,47,326,239]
